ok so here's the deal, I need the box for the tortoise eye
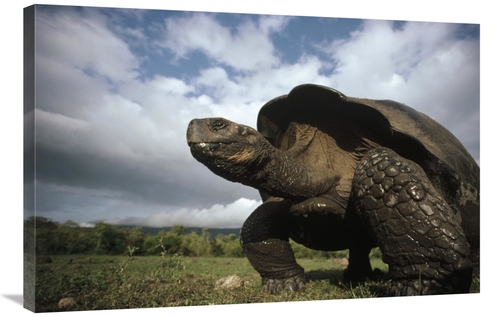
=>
[211,120,227,131]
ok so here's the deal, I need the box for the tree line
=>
[24,216,350,259]
[23,216,244,257]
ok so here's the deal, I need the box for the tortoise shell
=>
[257,84,479,248]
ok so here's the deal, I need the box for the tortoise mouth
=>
[189,141,224,151]
[188,141,231,160]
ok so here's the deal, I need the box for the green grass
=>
[32,254,477,312]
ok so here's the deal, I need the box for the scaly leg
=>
[351,147,472,295]
[240,198,306,293]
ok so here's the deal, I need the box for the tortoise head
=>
[187,117,271,182]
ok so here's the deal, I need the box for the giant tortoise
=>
[186,84,479,296]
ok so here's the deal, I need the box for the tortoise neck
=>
[250,144,332,200]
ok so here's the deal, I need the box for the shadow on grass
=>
[305,269,390,297]
[305,268,344,284]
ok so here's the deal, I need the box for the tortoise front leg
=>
[240,198,306,293]
[352,147,472,295]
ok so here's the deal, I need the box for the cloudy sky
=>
[27,4,480,229]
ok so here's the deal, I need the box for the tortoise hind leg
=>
[352,147,472,295]
[343,245,376,283]
[240,198,306,294]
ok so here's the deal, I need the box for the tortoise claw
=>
[262,273,306,294]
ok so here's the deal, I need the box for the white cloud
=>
[191,55,334,127]
[35,55,111,118]
[35,109,104,165]
[105,198,262,228]
[324,21,460,97]
[161,13,288,71]
[36,8,140,83]
[79,222,96,228]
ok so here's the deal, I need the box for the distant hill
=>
[116,225,241,238]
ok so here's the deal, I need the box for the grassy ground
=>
[32,254,478,312]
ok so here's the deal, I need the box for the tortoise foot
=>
[262,273,306,294]
[387,278,468,296]
[388,279,425,296]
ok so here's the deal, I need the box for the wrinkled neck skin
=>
[223,137,334,201]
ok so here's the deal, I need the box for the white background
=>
[1,1,496,316]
